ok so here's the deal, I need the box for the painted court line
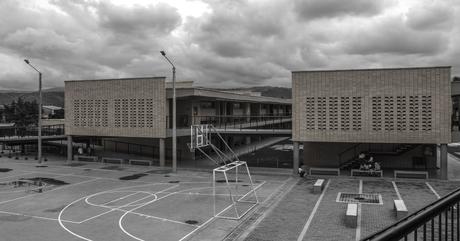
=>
[177,180,267,241]
[118,185,191,241]
[112,209,199,227]
[0,178,100,205]
[79,193,159,224]
[178,214,216,241]
[57,185,177,241]
[81,184,178,224]
[18,169,154,184]
[103,192,139,205]
[391,181,402,200]
[426,182,441,199]
[297,179,331,241]
[0,171,37,180]
[10,160,211,179]
[0,210,79,224]
[355,179,363,241]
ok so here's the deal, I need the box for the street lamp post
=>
[24,59,43,166]
[160,51,177,173]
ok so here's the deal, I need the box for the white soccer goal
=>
[189,124,259,220]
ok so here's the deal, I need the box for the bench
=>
[351,169,383,177]
[313,179,325,194]
[129,159,154,166]
[309,167,340,176]
[394,199,408,219]
[394,170,428,179]
[75,155,99,162]
[101,157,124,165]
[345,203,358,227]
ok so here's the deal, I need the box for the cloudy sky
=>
[0,0,459,90]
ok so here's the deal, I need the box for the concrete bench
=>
[313,179,325,194]
[345,203,358,228]
[394,170,428,179]
[128,159,154,166]
[351,169,383,177]
[394,199,408,219]
[101,157,124,165]
[309,167,340,176]
[75,155,99,162]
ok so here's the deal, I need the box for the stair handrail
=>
[337,143,362,166]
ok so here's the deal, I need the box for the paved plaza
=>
[1,155,460,241]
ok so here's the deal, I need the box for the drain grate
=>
[336,192,382,205]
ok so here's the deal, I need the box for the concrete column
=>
[67,135,73,163]
[293,141,300,174]
[440,144,448,180]
[222,101,227,126]
[245,136,251,145]
[245,103,250,120]
[215,101,220,126]
[159,138,165,167]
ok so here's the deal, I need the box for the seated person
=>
[298,167,306,177]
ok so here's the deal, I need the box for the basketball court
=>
[0,158,289,241]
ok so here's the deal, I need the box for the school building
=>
[291,66,452,179]
[64,77,291,168]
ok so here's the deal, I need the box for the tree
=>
[3,97,38,126]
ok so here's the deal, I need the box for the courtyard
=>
[0,155,459,241]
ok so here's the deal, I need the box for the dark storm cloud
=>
[343,17,448,55]
[181,0,298,87]
[406,3,454,31]
[97,2,181,35]
[294,0,388,20]
[0,0,182,90]
[0,0,459,90]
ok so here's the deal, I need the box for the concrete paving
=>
[2,148,460,241]
[0,156,289,241]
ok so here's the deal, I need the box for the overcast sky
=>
[0,0,459,90]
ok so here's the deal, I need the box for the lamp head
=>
[24,59,30,64]
[160,51,166,56]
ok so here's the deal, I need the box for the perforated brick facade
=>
[292,67,451,144]
[65,77,166,138]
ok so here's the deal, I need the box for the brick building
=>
[64,77,291,168]
[291,67,451,179]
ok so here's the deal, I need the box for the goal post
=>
[189,124,259,220]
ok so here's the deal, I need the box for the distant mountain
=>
[0,89,64,107]
[247,86,291,99]
[221,86,292,99]
[0,86,291,107]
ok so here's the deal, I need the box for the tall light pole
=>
[24,59,43,166]
[160,51,177,173]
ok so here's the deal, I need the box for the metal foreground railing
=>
[362,187,460,241]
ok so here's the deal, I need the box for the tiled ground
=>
[244,178,318,241]
[244,176,460,241]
